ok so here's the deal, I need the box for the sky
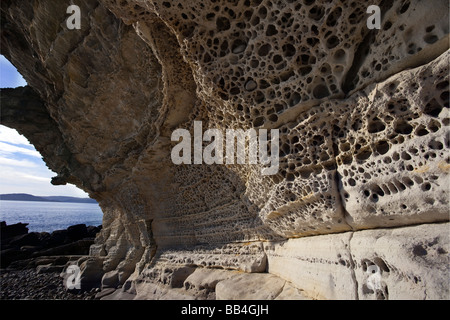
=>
[0,55,89,197]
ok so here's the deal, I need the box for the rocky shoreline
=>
[1,221,102,300]
[0,269,99,300]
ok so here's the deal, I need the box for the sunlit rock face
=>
[1,0,448,300]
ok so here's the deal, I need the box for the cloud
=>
[0,167,87,197]
[0,126,31,145]
[0,141,42,158]
[0,126,41,159]
[20,174,51,182]
[0,125,89,197]
[0,163,88,197]
[0,157,38,168]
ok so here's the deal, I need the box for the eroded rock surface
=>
[1,0,448,299]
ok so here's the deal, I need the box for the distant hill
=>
[0,193,97,204]
[0,193,51,202]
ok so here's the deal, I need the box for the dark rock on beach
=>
[1,221,101,269]
[0,269,100,300]
[0,221,103,300]
[0,221,28,240]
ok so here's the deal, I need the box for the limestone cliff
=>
[1,0,448,299]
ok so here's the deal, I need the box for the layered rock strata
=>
[1,0,448,299]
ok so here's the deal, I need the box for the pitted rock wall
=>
[1,0,448,299]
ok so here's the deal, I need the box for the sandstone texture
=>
[1,0,449,299]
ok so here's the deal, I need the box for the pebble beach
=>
[0,269,98,300]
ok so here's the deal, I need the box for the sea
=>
[0,200,103,233]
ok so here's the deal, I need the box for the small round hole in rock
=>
[253,117,265,127]
[245,79,257,91]
[232,39,247,54]
[421,182,431,191]
[326,36,340,49]
[282,43,296,57]
[258,43,272,56]
[368,117,386,133]
[415,127,429,136]
[394,120,413,134]
[375,141,389,155]
[313,84,330,99]
[266,24,278,36]
[424,34,439,44]
[216,17,231,31]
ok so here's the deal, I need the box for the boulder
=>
[0,223,101,269]
[8,232,41,248]
[78,257,105,291]
[215,273,299,300]
[67,224,88,242]
[101,270,119,289]
[0,221,28,241]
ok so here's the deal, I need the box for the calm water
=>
[0,200,103,232]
